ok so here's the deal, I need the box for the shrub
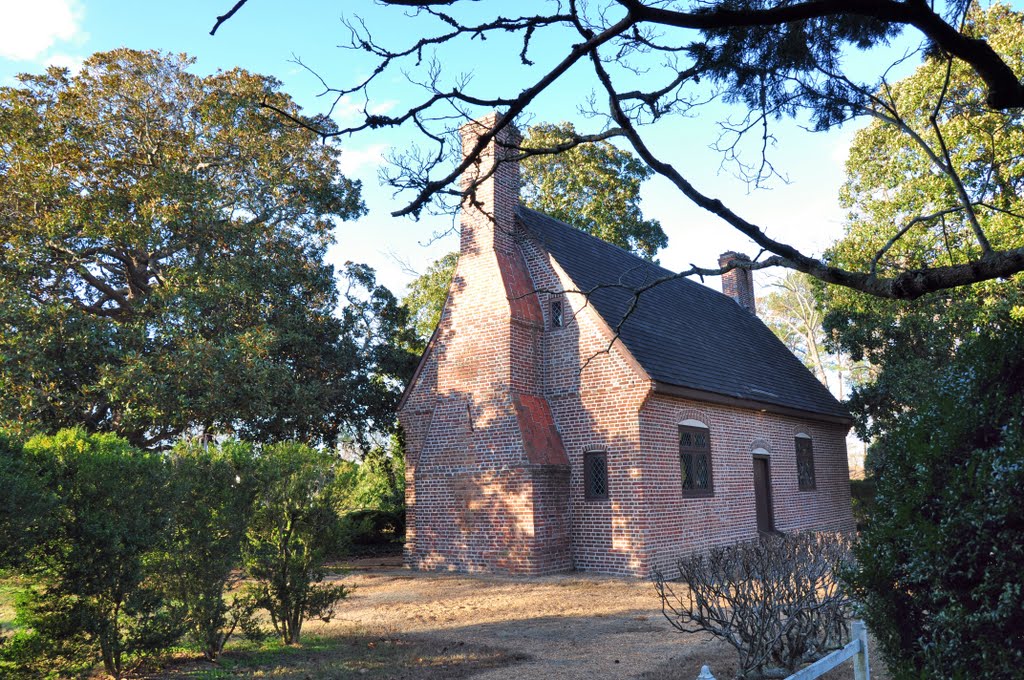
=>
[848,478,876,532]
[351,433,406,513]
[847,319,1024,678]
[161,439,260,661]
[342,509,405,547]
[242,442,350,645]
[3,429,181,679]
[656,531,854,679]
[0,430,54,569]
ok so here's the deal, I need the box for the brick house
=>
[397,114,854,577]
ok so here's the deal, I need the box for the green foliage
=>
[350,431,406,513]
[848,478,876,533]
[402,252,459,343]
[341,510,406,548]
[846,318,1024,678]
[0,48,366,448]
[242,442,350,645]
[402,121,665,343]
[2,429,180,679]
[0,431,55,570]
[819,4,1024,440]
[819,8,1024,674]
[162,440,260,661]
[521,121,667,260]
[336,263,421,450]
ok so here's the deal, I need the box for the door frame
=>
[752,454,776,534]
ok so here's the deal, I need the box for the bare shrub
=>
[655,531,854,679]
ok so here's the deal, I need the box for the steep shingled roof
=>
[516,206,851,422]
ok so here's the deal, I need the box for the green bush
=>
[242,442,350,645]
[342,509,405,546]
[0,430,54,569]
[848,478,876,532]
[161,439,260,661]
[847,319,1024,678]
[350,434,405,513]
[2,429,182,679]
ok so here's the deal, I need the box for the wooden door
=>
[753,456,775,534]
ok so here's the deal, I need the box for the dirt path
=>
[299,558,825,680]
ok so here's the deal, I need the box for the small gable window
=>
[551,299,564,328]
[795,434,816,491]
[584,451,608,501]
[679,421,713,497]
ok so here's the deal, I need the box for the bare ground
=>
[270,556,889,680]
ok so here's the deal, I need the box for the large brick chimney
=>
[459,112,522,257]
[400,113,572,575]
[719,251,756,314]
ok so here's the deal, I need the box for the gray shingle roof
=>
[517,206,851,422]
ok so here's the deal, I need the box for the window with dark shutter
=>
[796,435,816,490]
[584,451,608,501]
[551,299,563,328]
[680,425,713,497]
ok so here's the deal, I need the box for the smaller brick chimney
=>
[719,251,756,314]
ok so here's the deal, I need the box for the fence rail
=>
[696,620,870,680]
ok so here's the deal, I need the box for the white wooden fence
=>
[696,620,870,680]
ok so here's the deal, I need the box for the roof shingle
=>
[516,206,851,422]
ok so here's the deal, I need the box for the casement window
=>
[584,451,608,501]
[551,299,564,328]
[679,422,713,497]
[795,434,816,491]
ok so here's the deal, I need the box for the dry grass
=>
[2,560,889,680]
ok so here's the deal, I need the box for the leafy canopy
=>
[0,49,367,448]
[819,4,1024,440]
[815,7,1024,674]
[521,121,666,261]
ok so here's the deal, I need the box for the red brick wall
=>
[400,114,854,579]
[719,251,756,313]
[638,395,855,576]
[398,114,573,576]
[518,236,654,576]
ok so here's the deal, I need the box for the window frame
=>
[583,450,609,502]
[679,424,714,498]
[795,434,816,491]
[550,298,564,328]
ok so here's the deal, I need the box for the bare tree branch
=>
[210,0,250,36]
[211,1,1024,301]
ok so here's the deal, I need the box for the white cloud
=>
[332,94,397,124]
[0,0,83,61]
[338,143,389,177]
[46,52,84,74]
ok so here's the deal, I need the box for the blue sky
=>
[1,1,1012,296]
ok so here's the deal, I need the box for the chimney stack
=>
[719,252,756,314]
[458,113,522,257]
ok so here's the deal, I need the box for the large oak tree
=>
[820,4,1024,440]
[813,8,1024,673]
[0,49,381,448]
